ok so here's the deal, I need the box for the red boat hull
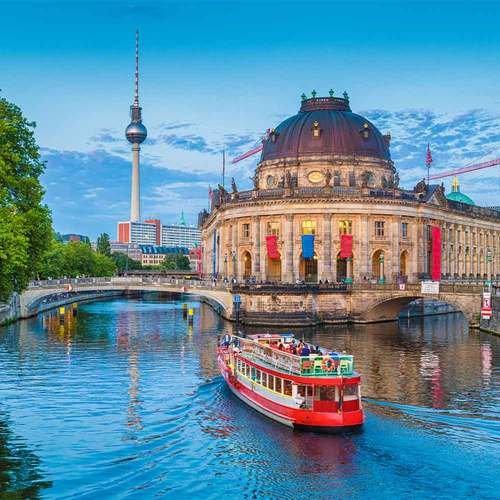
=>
[218,352,364,432]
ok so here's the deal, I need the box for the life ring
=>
[322,357,334,372]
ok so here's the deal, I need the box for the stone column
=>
[358,216,370,280]
[390,218,400,283]
[283,214,294,283]
[259,218,267,282]
[321,214,333,282]
[416,219,427,279]
[232,222,238,278]
[293,219,301,281]
[253,216,260,278]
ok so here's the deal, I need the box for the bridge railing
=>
[28,276,231,292]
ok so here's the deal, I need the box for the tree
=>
[0,96,52,300]
[175,254,191,271]
[96,232,111,256]
[159,253,191,271]
[111,252,142,272]
[38,240,117,279]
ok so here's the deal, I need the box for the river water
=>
[0,294,498,499]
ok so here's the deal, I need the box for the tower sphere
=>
[125,122,147,144]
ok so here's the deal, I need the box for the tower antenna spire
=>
[134,29,139,106]
[125,30,147,223]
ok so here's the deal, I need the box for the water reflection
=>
[0,296,497,498]
[0,412,52,496]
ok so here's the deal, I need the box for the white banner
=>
[421,281,440,295]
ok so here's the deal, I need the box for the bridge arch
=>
[360,295,465,323]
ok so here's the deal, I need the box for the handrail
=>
[232,335,354,377]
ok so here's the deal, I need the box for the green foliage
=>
[96,232,111,256]
[38,240,116,279]
[111,252,142,272]
[0,96,52,300]
[160,254,191,271]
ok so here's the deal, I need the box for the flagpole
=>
[222,149,226,189]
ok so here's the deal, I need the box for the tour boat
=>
[217,333,364,432]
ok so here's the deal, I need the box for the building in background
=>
[109,242,142,261]
[60,233,90,244]
[117,221,158,245]
[161,218,201,248]
[139,245,188,266]
[116,215,201,248]
[189,247,203,273]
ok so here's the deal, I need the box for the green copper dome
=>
[446,177,475,205]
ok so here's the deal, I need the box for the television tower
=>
[125,30,147,223]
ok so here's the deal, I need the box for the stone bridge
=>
[14,277,486,327]
[349,283,482,323]
[20,278,234,321]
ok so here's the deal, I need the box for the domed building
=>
[446,177,475,206]
[199,92,499,291]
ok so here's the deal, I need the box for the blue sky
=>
[2,0,499,239]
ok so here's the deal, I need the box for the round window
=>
[266,175,276,188]
[308,171,325,184]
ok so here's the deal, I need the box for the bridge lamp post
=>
[224,254,228,278]
[486,249,492,283]
[378,254,385,284]
[231,251,237,281]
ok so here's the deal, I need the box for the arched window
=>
[302,220,316,235]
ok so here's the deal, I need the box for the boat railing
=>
[234,336,354,376]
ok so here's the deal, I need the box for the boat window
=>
[251,367,256,380]
[283,380,293,396]
[344,384,358,398]
[318,386,336,401]
[275,377,282,393]
[261,372,267,387]
[245,363,250,377]
[297,385,313,397]
[267,374,274,390]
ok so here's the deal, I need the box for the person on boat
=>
[222,333,231,347]
[277,342,284,351]
[300,344,311,357]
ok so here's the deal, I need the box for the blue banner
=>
[301,234,315,259]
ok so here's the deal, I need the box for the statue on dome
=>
[285,170,292,188]
[361,171,374,188]
[325,169,332,187]
[249,173,259,190]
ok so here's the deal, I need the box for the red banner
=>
[266,235,280,259]
[340,234,353,259]
[431,226,441,281]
